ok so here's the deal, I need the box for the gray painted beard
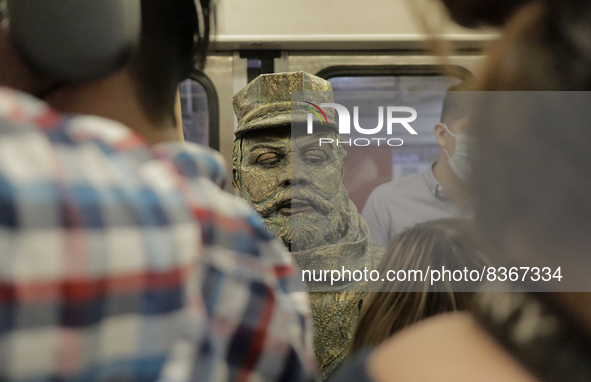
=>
[254,188,353,252]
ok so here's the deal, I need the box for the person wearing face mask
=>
[362,83,473,249]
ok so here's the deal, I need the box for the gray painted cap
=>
[233,71,339,137]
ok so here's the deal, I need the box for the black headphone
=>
[0,0,141,82]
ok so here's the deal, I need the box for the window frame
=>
[315,64,474,82]
[183,69,220,151]
[314,64,475,209]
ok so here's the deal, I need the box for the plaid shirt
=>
[0,88,317,382]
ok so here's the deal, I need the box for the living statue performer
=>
[231,71,384,378]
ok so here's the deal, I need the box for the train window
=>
[179,70,220,150]
[316,65,472,212]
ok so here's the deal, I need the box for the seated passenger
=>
[362,83,473,249]
[0,2,317,382]
[231,71,384,379]
[350,218,491,354]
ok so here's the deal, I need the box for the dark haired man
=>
[43,0,204,143]
[362,84,473,248]
[0,1,317,382]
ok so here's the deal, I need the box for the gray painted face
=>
[234,128,349,251]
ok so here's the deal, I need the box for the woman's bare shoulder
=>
[367,312,539,382]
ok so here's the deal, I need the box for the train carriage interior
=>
[2,0,591,381]
[180,0,494,195]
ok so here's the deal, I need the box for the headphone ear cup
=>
[6,0,141,81]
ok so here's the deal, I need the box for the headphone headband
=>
[2,0,141,82]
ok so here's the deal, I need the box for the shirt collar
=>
[423,161,448,200]
[423,161,474,214]
[0,86,57,125]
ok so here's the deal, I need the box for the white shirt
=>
[361,162,472,249]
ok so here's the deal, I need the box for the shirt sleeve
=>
[361,189,391,249]
[159,179,319,382]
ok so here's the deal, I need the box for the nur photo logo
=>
[305,102,419,147]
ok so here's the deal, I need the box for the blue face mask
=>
[443,124,474,183]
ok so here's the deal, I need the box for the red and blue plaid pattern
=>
[0,88,317,382]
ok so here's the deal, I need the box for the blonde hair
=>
[351,218,492,353]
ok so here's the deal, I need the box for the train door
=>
[179,0,497,195]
